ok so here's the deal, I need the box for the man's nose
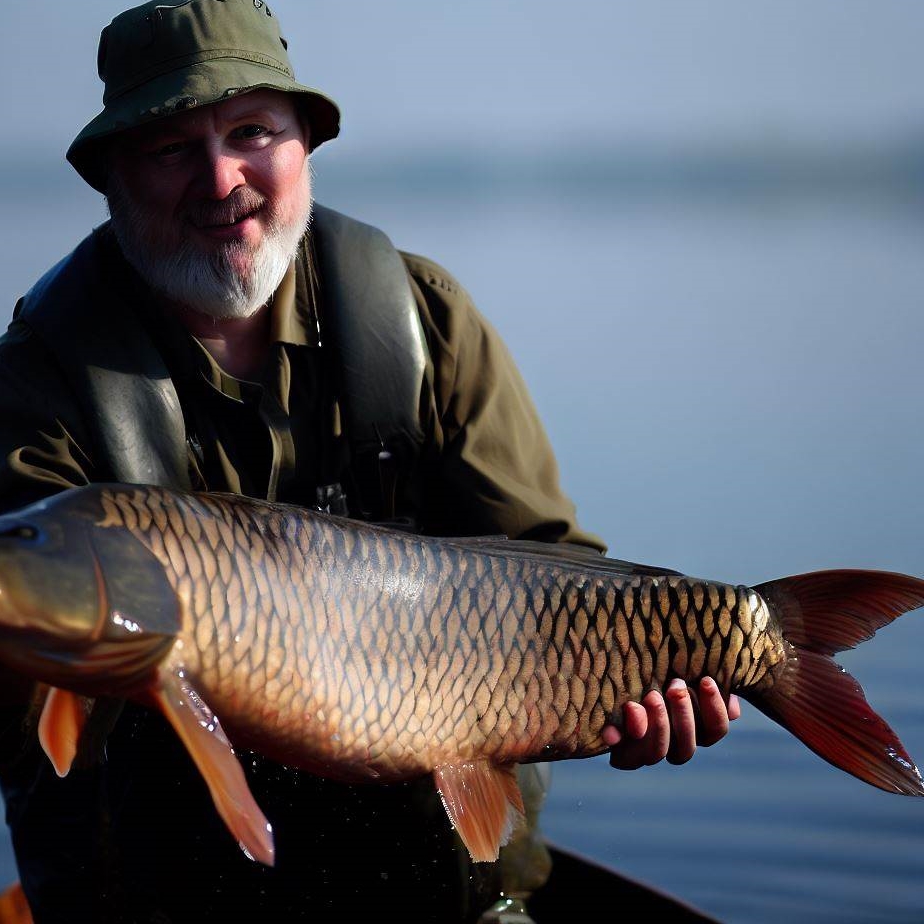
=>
[196,143,247,199]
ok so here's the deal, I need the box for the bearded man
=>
[0,1,737,921]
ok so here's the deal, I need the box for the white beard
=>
[107,161,312,320]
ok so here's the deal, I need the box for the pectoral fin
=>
[153,669,275,867]
[38,687,87,777]
[433,760,525,862]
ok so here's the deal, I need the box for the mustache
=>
[185,188,267,228]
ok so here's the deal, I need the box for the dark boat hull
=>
[529,841,720,923]
[0,843,720,923]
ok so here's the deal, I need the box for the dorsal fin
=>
[444,536,683,578]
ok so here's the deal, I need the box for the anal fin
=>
[153,669,275,866]
[433,760,525,862]
[38,687,87,777]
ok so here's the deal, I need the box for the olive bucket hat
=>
[67,0,340,192]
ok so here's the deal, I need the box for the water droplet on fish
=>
[887,747,917,773]
[112,611,141,633]
[234,634,241,644]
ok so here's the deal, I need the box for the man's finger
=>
[607,697,661,770]
[696,677,732,746]
[606,680,740,771]
[639,690,670,765]
[665,679,697,764]
[728,693,742,721]
[622,700,649,740]
[605,702,646,768]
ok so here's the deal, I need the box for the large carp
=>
[0,483,921,866]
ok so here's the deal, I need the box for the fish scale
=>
[0,483,921,868]
[100,488,777,771]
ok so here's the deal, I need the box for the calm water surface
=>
[2,165,923,922]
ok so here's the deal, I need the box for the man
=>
[0,1,737,921]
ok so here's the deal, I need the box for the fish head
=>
[0,486,180,695]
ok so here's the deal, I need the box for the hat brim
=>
[67,57,339,192]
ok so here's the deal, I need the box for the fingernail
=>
[668,678,687,692]
[701,677,716,692]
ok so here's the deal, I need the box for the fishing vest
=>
[10,208,513,921]
[16,204,428,515]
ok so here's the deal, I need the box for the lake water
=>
[2,155,923,922]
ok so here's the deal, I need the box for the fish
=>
[0,482,921,868]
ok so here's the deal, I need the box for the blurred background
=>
[2,2,924,920]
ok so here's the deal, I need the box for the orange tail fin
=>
[752,569,924,795]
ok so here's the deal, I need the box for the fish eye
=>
[0,524,40,542]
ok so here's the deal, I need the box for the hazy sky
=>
[2,0,923,170]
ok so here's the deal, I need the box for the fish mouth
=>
[0,628,175,697]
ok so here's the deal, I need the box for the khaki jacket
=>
[0,206,601,923]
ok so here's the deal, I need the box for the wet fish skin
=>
[95,486,780,776]
[0,482,921,866]
[0,489,178,693]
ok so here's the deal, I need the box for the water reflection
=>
[1,158,923,922]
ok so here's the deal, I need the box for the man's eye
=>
[234,124,271,140]
[154,141,186,158]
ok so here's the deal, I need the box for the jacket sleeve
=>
[401,252,605,551]
[0,318,95,514]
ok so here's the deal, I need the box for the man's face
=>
[107,89,311,319]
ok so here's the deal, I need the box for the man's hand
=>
[602,678,741,770]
